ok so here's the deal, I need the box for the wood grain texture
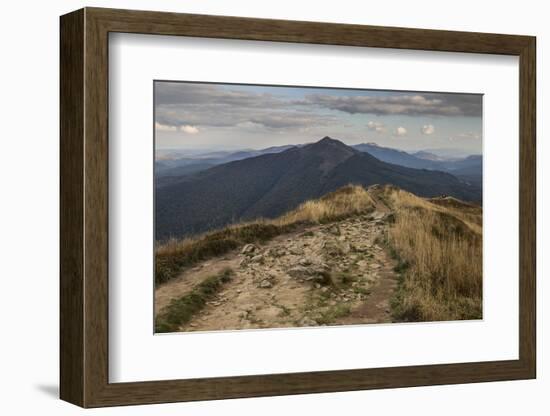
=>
[59,7,537,408]
[518,38,537,375]
[88,7,532,54]
[83,10,110,406]
[59,8,84,406]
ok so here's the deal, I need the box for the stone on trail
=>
[287,265,309,279]
[288,246,304,256]
[298,317,318,327]
[298,257,313,266]
[340,242,352,254]
[250,254,264,263]
[241,244,257,255]
[259,279,273,289]
[327,225,340,235]
[371,211,385,220]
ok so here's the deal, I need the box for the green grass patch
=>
[353,285,371,296]
[331,271,357,288]
[316,304,352,325]
[155,268,234,333]
[392,259,410,273]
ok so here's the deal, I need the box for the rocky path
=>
[155,209,398,332]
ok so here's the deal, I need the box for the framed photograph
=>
[60,7,536,408]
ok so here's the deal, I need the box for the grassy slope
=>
[375,186,482,321]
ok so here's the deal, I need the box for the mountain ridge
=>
[156,137,481,240]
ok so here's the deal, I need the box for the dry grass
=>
[381,187,482,321]
[276,185,375,225]
[155,222,294,285]
[156,185,375,285]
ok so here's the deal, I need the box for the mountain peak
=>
[318,136,341,144]
[297,137,359,173]
[305,136,358,154]
[310,136,353,149]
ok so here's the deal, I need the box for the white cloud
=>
[367,121,386,134]
[180,125,200,134]
[298,93,482,117]
[457,132,481,140]
[421,124,435,135]
[156,122,199,134]
[393,126,407,137]
[448,132,481,141]
[155,122,177,132]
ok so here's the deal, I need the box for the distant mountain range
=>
[156,137,481,240]
[352,143,443,170]
[155,144,296,183]
[156,142,481,186]
[412,150,447,161]
[351,142,481,185]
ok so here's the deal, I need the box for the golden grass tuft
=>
[276,185,375,225]
[382,187,482,321]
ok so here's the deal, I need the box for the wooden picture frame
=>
[60,7,536,408]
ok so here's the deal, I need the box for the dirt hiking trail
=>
[155,196,399,332]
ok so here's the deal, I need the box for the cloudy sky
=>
[154,81,482,155]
